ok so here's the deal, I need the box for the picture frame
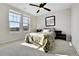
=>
[45,16,55,27]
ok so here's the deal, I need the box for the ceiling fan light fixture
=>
[29,3,51,13]
[39,8,43,10]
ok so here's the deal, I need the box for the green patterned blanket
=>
[25,33,54,52]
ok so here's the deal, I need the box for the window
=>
[9,10,21,31]
[23,16,29,31]
[9,9,29,32]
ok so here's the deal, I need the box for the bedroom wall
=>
[36,8,71,39]
[0,3,37,43]
[71,4,79,55]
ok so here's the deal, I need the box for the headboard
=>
[43,28,55,32]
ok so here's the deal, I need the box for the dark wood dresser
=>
[54,30,66,40]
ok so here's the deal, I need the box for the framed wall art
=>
[45,16,55,27]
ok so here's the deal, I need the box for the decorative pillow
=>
[42,29,50,33]
[36,29,42,32]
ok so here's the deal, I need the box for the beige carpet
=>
[0,39,78,56]
[48,39,78,56]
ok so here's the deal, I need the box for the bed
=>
[24,28,55,53]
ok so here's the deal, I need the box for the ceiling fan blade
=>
[42,3,47,7]
[37,10,40,13]
[29,4,39,7]
[39,3,43,7]
[43,7,51,11]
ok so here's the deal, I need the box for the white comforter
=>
[25,32,55,52]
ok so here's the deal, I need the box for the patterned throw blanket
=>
[25,33,54,52]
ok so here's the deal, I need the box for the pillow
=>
[36,29,42,32]
[42,29,50,33]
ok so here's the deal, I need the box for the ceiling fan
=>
[29,3,51,13]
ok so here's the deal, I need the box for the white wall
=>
[0,4,37,43]
[71,4,79,55]
[36,8,71,37]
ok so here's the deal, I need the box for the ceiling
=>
[8,3,72,16]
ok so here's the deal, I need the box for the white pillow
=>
[42,29,50,32]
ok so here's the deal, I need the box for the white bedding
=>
[24,31,55,52]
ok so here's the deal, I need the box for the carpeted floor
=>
[0,39,78,56]
[48,39,78,56]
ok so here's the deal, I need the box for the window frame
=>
[9,9,21,32]
[23,15,30,31]
[9,9,30,32]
